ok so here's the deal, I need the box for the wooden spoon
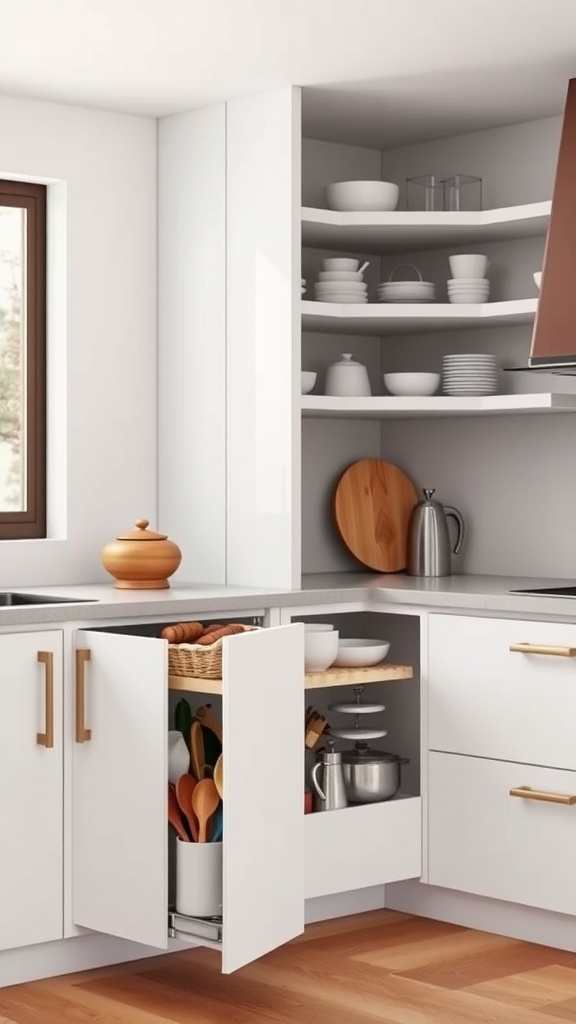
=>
[168,784,189,842]
[192,778,220,843]
[175,773,199,842]
[190,721,205,781]
[213,753,224,800]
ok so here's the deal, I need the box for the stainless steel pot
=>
[341,743,409,803]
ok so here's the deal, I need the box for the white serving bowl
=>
[533,271,542,289]
[304,629,339,672]
[384,372,440,397]
[322,258,360,272]
[301,371,317,394]
[326,180,399,212]
[318,270,365,282]
[334,638,390,668]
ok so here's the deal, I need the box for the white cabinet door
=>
[0,631,63,950]
[221,623,304,972]
[72,630,168,949]
[429,751,576,916]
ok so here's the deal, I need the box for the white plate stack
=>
[442,354,499,396]
[314,258,369,303]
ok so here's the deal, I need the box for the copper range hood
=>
[524,78,576,373]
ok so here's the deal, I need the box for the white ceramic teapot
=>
[325,353,372,397]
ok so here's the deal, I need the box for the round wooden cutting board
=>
[334,459,418,572]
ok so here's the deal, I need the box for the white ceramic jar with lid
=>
[325,353,372,397]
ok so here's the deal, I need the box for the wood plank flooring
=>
[3,910,576,1023]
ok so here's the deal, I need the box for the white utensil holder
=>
[176,837,223,917]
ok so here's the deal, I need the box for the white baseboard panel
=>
[305,885,385,924]
[0,932,171,989]
[386,880,576,952]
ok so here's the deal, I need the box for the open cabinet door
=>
[222,623,304,972]
[73,630,168,949]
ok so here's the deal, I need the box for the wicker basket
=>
[168,625,260,680]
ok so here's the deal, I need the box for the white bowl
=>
[322,258,359,272]
[333,638,390,668]
[533,271,542,289]
[448,294,490,304]
[304,622,335,631]
[305,629,339,672]
[301,371,317,395]
[448,254,489,278]
[326,180,399,212]
[384,372,440,397]
[318,270,365,282]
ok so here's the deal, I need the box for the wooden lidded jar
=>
[101,519,182,589]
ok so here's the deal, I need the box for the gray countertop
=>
[1,572,576,626]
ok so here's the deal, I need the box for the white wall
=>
[0,95,157,587]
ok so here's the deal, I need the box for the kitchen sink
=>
[510,586,576,598]
[0,593,96,606]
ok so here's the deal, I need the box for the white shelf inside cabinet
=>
[169,662,413,693]
[301,201,551,254]
[302,298,537,336]
[301,394,576,419]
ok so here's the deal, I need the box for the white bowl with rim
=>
[301,371,317,394]
[305,629,339,672]
[323,258,360,272]
[384,372,440,396]
[326,180,399,212]
[334,638,390,668]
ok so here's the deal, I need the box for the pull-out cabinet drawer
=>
[72,620,304,973]
[429,751,576,916]
[429,614,576,769]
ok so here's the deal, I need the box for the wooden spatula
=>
[175,773,199,842]
[190,721,205,781]
[168,784,190,842]
[192,778,220,843]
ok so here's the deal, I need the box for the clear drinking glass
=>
[441,174,483,211]
[406,174,444,212]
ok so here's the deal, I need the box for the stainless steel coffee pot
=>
[310,739,348,812]
[407,488,464,577]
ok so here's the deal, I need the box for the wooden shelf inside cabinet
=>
[302,298,537,336]
[304,662,412,689]
[168,675,223,695]
[301,393,576,420]
[301,201,551,254]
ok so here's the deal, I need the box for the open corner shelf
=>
[301,201,551,254]
[168,662,413,694]
[301,393,576,420]
[301,298,537,336]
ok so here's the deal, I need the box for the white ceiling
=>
[0,0,575,145]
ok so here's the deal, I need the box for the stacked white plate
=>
[447,278,490,304]
[314,277,368,303]
[301,277,306,296]
[378,280,435,303]
[442,354,499,396]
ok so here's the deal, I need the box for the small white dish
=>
[384,372,440,397]
[328,700,385,714]
[326,180,399,212]
[333,638,390,667]
[301,371,317,395]
[322,258,360,272]
[330,727,388,741]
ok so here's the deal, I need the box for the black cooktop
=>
[510,586,576,598]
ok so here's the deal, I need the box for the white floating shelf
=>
[301,393,576,420]
[302,298,537,336]
[301,201,551,254]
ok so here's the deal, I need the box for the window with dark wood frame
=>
[0,179,46,538]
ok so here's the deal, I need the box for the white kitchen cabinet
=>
[429,613,576,770]
[0,631,63,951]
[72,621,304,973]
[429,751,576,917]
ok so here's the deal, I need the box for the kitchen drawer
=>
[429,614,576,769]
[429,751,576,916]
[305,796,421,899]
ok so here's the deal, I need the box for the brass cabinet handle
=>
[75,649,92,743]
[509,643,576,657]
[510,785,576,805]
[36,651,54,748]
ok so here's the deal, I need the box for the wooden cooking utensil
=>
[194,705,223,742]
[192,778,220,843]
[213,753,224,800]
[190,721,205,781]
[168,784,190,842]
[175,773,199,842]
[334,458,418,572]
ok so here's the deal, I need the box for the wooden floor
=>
[3,911,576,1022]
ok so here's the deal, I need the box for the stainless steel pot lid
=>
[342,741,404,764]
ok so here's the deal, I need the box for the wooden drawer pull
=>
[510,785,576,805]
[509,643,576,657]
[36,651,54,748]
[75,649,92,743]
